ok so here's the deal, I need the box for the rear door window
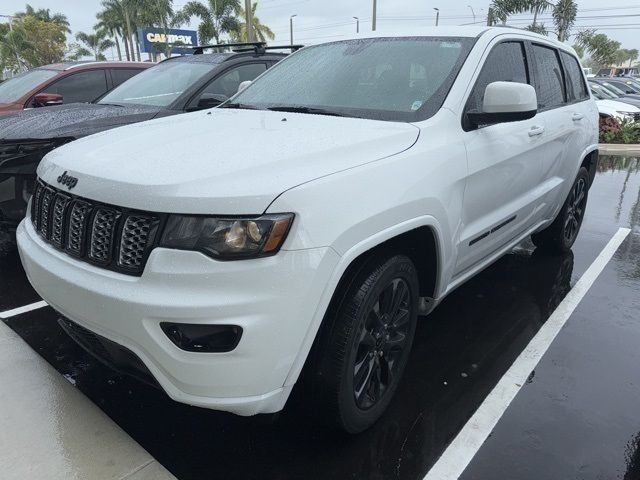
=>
[560,52,589,102]
[531,44,566,110]
[40,69,109,104]
[465,41,529,115]
[111,69,143,88]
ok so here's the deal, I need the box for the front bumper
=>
[17,219,339,415]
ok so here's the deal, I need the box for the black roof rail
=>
[189,42,266,54]
[188,42,304,55]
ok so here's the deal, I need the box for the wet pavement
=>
[1,154,639,480]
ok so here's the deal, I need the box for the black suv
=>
[0,43,298,237]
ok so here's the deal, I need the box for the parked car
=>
[18,27,598,433]
[0,44,293,235]
[588,80,640,110]
[595,99,640,122]
[0,61,150,117]
[596,67,639,78]
[597,78,640,95]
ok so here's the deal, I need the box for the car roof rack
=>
[189,42,303,55]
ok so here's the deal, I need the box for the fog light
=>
[160,323,242,352]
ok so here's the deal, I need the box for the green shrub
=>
[599,116,640,144]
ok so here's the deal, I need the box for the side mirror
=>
[195,93,228,110]
[237,80,252,93]
[33,93,63,107]
[467,81,537,128]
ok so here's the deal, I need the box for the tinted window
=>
[561,52,588,101]
[531,45,566,110]
[466,41,528,114]
[203,63,267,98]
[232,37,476,122]
[42,70,108,104]
[111,68,143,87]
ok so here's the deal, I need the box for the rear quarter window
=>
[560,51,589,102]
[111,69,144,88]
[531,44,566,110]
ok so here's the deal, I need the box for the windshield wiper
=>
[266,105,351,117]
[220,102,260,110]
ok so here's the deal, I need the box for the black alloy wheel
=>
[308,254,419,434]
[353,278,412,410]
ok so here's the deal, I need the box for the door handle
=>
[572,113,584,121]
[528,126,545,137]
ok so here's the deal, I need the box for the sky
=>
[1,0,639,61]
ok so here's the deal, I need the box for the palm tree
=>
[553,0,577,42]
[528,0,553,30]
[75,31,116,61]
[179,0,241,44]
[96,8,124,60]
[99,0,134,60]
[627,49,639,68]
[232,1,274,42]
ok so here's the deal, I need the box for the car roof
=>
[307,26,572,52]
[39,61,152,71]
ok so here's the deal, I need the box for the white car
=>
[595,99,640,122]
[18,27,598,433]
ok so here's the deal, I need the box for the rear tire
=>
[532,167,589,254]
[308,254,419,434]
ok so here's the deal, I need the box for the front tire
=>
[309,254,419,433]
[532,167,590,254]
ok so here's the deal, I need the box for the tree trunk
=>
[134,31,141,61]
[532,7,538,27]
[115,34,122,61]
[123,35,130,61]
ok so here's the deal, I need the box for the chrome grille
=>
[30,180,160,276]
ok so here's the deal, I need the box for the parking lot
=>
[0,152,638,479]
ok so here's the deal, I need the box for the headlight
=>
[160,213,294,260]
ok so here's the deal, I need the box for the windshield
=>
[99,60,215,107]
[589,83,616,100]
[598,81,626,96]
[231,37,475,122]
[0,69,58,103]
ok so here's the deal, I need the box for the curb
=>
[598,144,640,155]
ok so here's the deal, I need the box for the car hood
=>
[38,108,420,214]
[0,103,163,141]
[595,99,640,113]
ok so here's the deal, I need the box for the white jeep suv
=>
[18,27,598,433]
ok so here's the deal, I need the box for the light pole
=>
[245,0,255,42]
[353,16,360,33]
[372,0,377,31]
[290,14,297,46]
[467,5,476,23]
[433,8,439,26]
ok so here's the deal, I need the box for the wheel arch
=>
[580,148,599,189]
[283,218,445,389]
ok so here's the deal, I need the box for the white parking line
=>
[0,300,48,319]
[424,227,632,480]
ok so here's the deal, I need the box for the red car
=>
[0,61,151,116]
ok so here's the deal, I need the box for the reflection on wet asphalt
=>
[2,155,640,480]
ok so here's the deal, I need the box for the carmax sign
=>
[138,28,198,55]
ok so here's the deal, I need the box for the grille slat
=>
[30,180,159,276]
[89,208,117,263]
[50,194,71,247]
